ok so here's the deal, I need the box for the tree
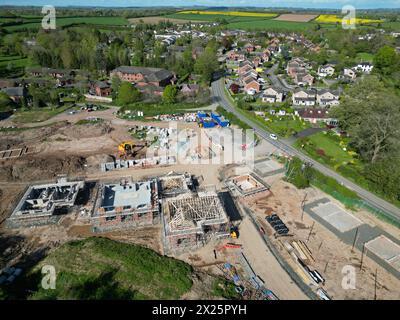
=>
[117,82,141,105]
[111,76,121,99]
[373,46,399,76]
[0,92,14,111]
[194,45,219,83]
[331,76,400,163]
[162,85,178,104]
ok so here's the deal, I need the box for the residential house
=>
[343,68,357,80]
[297,108,338,125]
[318,64,335,78]
[91,81,112,97]
[134,83,164,96]
[0,79,17,89]
[292,88,316,106]
[244,43,255,53]
[238,64,254,76]
[317,89,340,107]
[243,78,260,94]
[262,86,284,103]
[295,73,314,86]
[110,66,174,87]
[1,87,28,103]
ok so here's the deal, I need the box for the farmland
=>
[316,14,382,24]
[3,16,128,31]
[274,14,318,22]
[177,10,277,18]
[129,16,207,24]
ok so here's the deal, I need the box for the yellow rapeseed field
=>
[178,10,277,18]
[316,14,382,24]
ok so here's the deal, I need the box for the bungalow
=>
[262,87,284,103]
[1,87,28,103]
[292,88,316,106]
[318,64,335,78]
[298,108,338,125]
[110,66,174,87]
[317,89,340,107]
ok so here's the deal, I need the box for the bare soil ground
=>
[274,14,318,22]
[254,178,400,300]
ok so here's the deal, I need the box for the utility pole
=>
[307,221,315,242]
[360,242,366,271]
[324,261,329,273]
[301,193,308,221]
[351,227,359,253]
[374,268,378,300]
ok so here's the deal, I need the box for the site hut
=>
[7,178,84,228]
[162,189,230,253]
[91,178,159,232]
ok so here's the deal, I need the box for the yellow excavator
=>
[118,141,146,159]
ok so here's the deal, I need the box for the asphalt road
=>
[211,78,400,224]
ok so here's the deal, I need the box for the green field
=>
[12,106,72,124]
[166,13,276,23]
[167,12,336,31]
[0,55,31,69]
[4,16,128,31]
[356,52,374,62]
[0,237,239,300]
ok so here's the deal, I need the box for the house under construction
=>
[225,173,271,204]
[91,178,159,232]
[162,188,230,252]
[157,172,194,197]
[7,178,84,227]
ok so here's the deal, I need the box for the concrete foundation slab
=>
[312,202,363,232]
[366,235,400,271]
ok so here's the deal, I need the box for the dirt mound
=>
[0,155,87,182]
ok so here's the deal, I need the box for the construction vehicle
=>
[118,141,146,159]
[230,226,239,239]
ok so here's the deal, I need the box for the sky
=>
[0,0,399,9]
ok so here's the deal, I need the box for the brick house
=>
[110,66,174,87]
[91,81,112,97]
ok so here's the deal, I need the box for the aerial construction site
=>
[0,106,399,301]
